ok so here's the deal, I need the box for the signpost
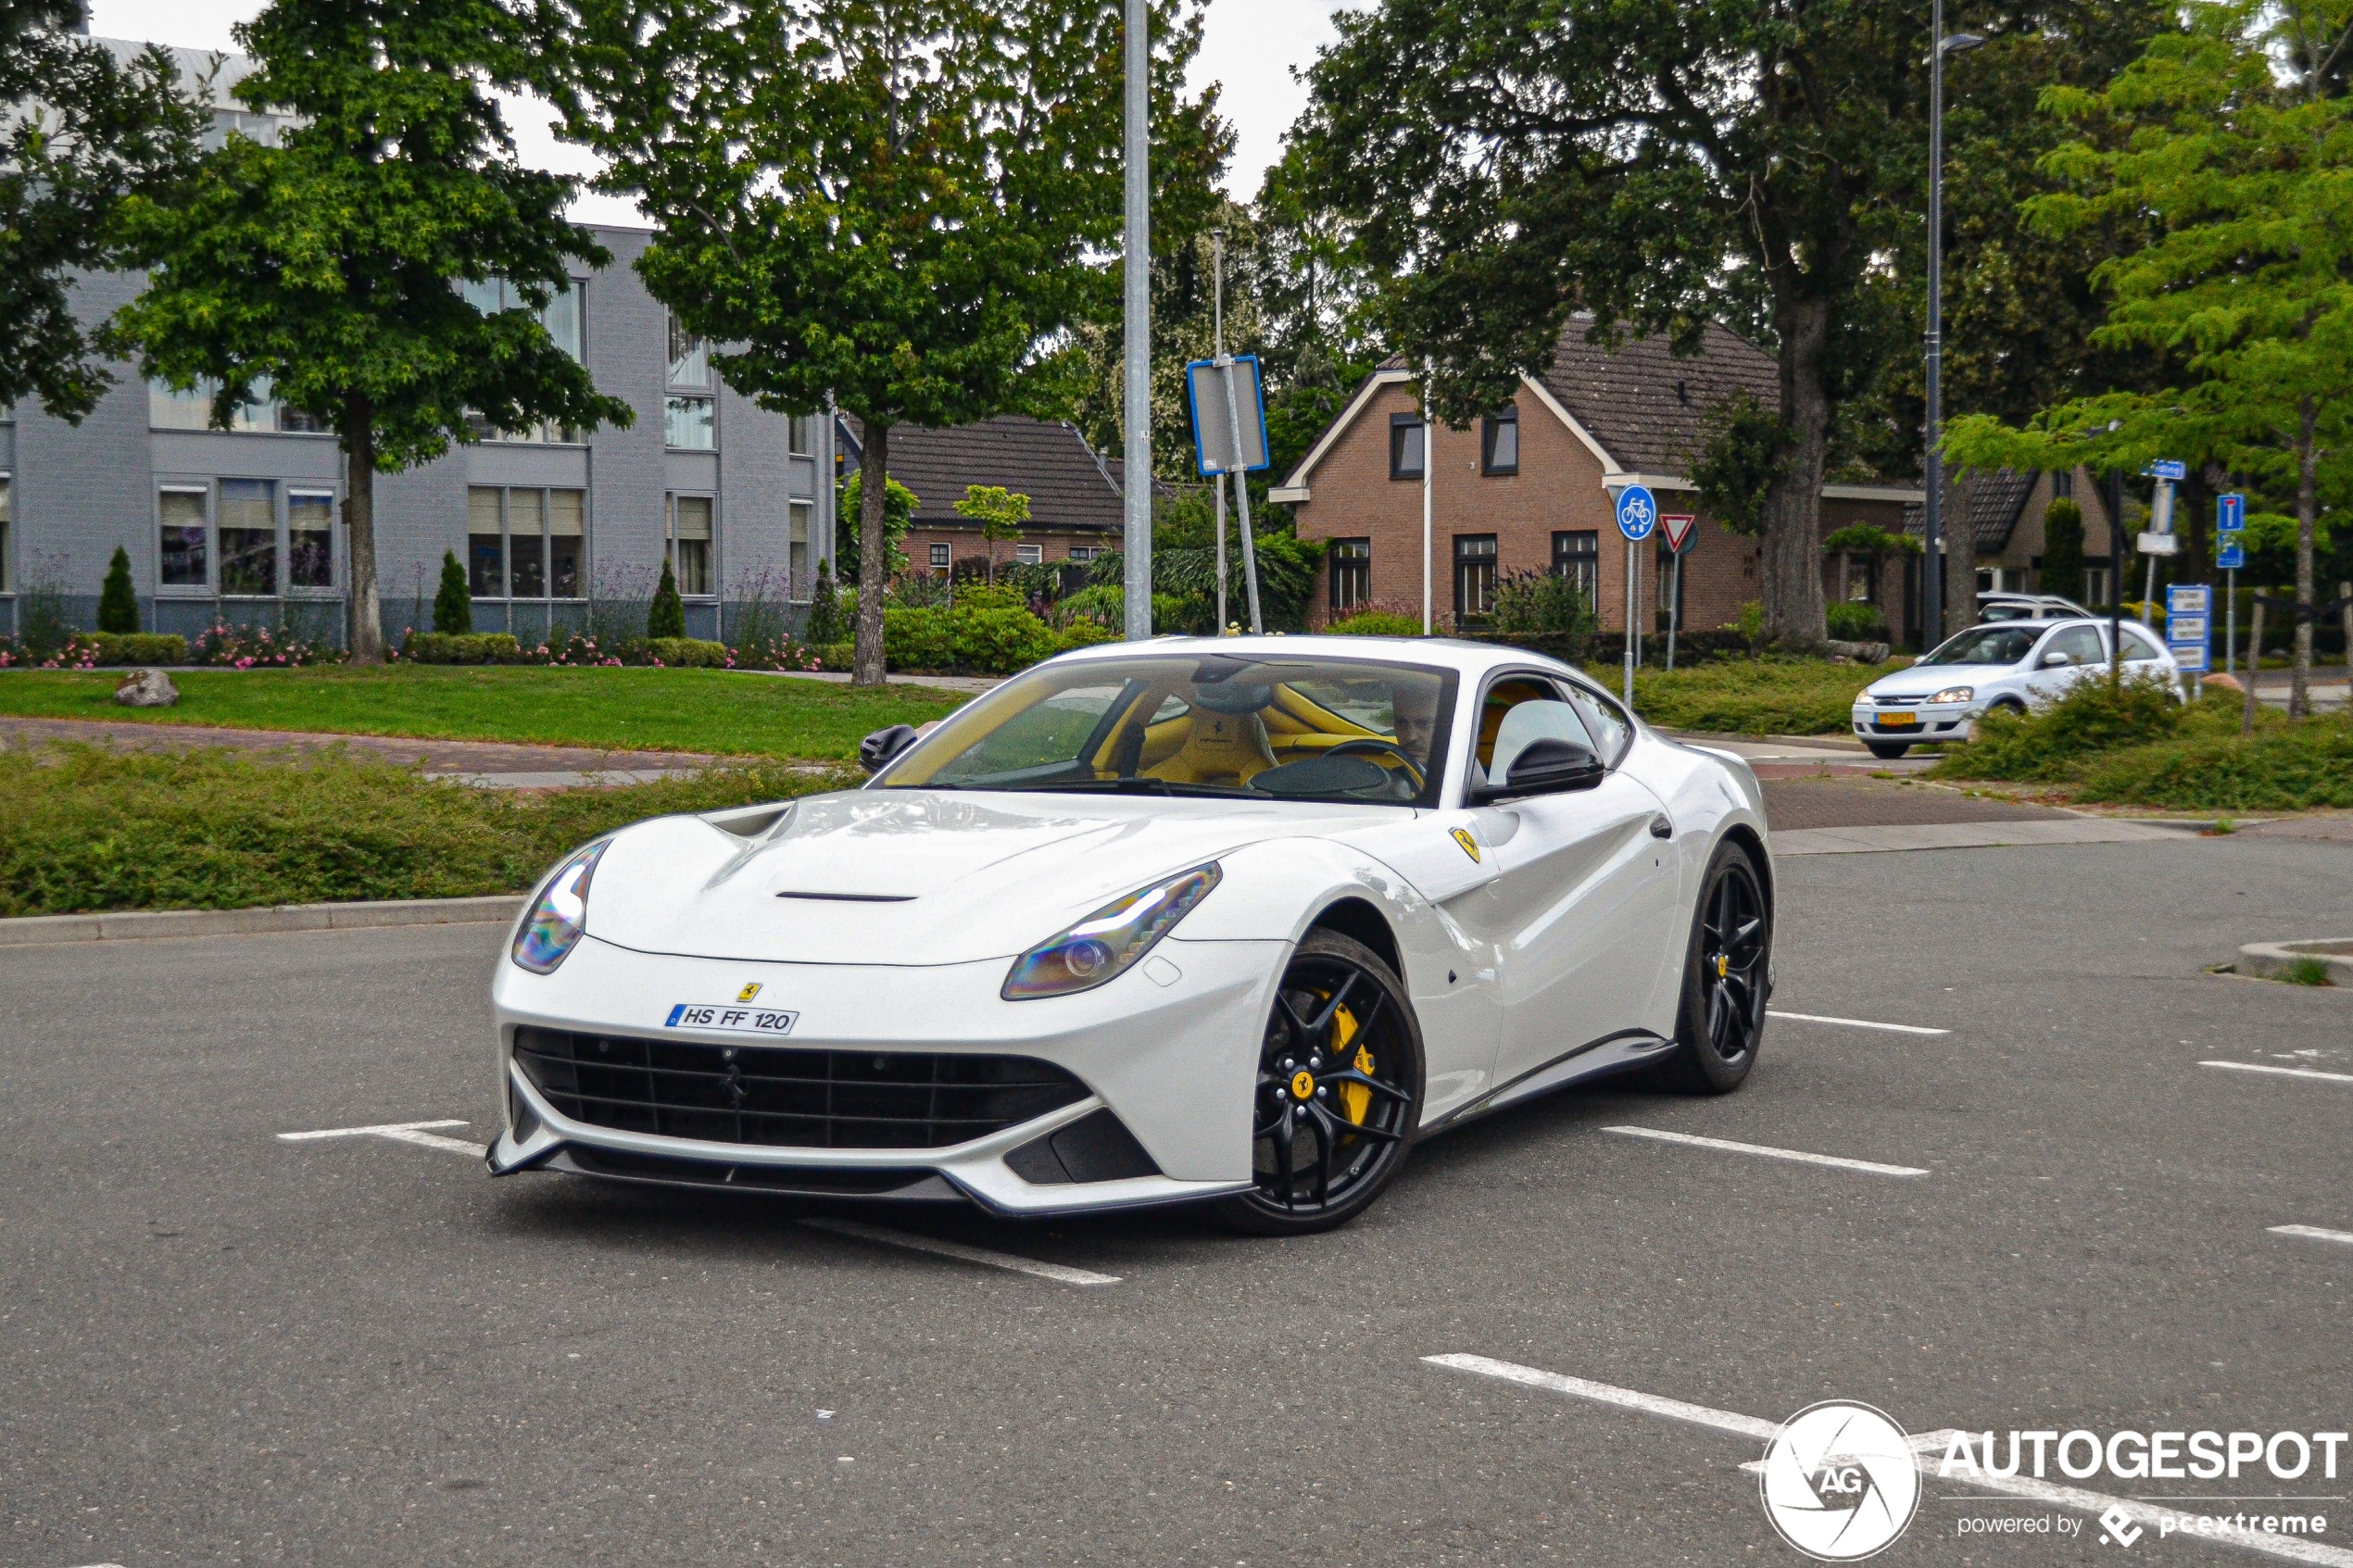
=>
[2139,460,2185,626]
[2167,583,2210,695]
[1615,485,1657,707]
[1659,514,1697,671]
[1183,324,1271,632]
[2218,493,2245,676]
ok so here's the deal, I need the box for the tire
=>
[1653,840,1770,1095]
[1214,929,1425,1236]
[1864,741,1911,759]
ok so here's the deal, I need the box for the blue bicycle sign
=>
[1615,484,1658,542]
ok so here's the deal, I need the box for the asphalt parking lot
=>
[5,833,2350,1568]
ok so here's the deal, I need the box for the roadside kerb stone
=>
[0,895,526,947]
[2233,937,2353,985]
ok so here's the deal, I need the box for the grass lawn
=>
[1589,656,1906,736]
[0,666,968,760]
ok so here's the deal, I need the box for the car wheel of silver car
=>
[1864,741,1911,760]
[1216,930,1425,1236]
[1655,840,1769,1095]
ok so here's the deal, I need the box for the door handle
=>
[1649,814,1673,840]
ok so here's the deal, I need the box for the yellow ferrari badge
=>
[1450,827,1482,863]
[736,982,763,1002]
[1290,1070,1316,1100]
[1715,955,1729,979]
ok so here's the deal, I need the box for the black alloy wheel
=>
[1655,841,1770,1094]
[1216,929,1424,1235]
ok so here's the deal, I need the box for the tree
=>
[647,556,686,640]
[954,485,1031,583]
[433,550,472,634]
[1286,0,2147,642]
[544,0,1204,685]
[2,2,204,421]
[105,0,632,664]
[835,470,916,587]
[96,546,140,633]
[1944,0,2353,714]
[2041,498,2085,605]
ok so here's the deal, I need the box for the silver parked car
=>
[1852,618,2183,759]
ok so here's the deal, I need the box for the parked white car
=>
[1852,617,2184,759]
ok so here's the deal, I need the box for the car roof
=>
[1046,633,1576,681]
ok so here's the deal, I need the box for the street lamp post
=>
[1121,0,1151,640]
[1922,19,1982,651]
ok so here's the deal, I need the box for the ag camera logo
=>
[1760,1401,1922,1561]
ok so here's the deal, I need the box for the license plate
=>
[665,1003,799,1035]
[1878,711,1918,728]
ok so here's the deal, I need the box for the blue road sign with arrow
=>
[2218,540,2246,571]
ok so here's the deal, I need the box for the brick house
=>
[1899,466,2128,608]
[1273,320,1921,637]
[837,415,1126,577]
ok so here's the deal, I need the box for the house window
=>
[667,313,710,389]
[788,500,813,596]
[665,395,715,450]
[463,277,583,361]
[1552,531,1599,602]
[1453,533,1498,621]
[468,486,506,597]
[929,542,951,571]
[1389,414,1425,480]
[1977,566,2011,595]
[205,108,278,149]
[288,491,335,589]
[1655,537,1689,621]
[1328,537,1371,614]
[1481,407,1519,475]
[790,415,819,457]
[1068,546,1097,563]
[1014,544,1043,567]
[0,474,10,593]
[2051,469,2073,499]
[2083,566,2111,608]
[1841,553,1877,604]
[508,488,547,599]
[549,490,585,598]
[158,487,208,588]
[668,494,713,596]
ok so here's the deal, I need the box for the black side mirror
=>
[859,723,920,772]
[1470,736,1606,802]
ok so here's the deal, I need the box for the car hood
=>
[1864,663,2017,697]
[580,788,1393,965]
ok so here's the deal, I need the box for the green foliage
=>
[433,551,472,635]
[2277,956,2336,986]
[645,636,728,668]
[96,546,140,634]
[0,743,858,917]
[93,633,188,666]
[804,568,845,646]
[0,9,204,421]
[1934,676,2189,782]
[647,558,686,641]
[954,485,1033,580]
[1327,611,1428,636]
[834,473,915,585]
[1820,525,1922,558]
[2041,499,2085,604]
[882,604,1057,673]
[1603,657,1907,735]
[1824,601,1888,642]
[1690,392,1790,538]
[1043,583,1189,633]
[402,633,526,665]
[1491,571,1596,638]
[1730,602,1767,644]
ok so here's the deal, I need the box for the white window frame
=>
[469,485,590,603]
[215,477,282,599]
[284,489,340,596]
[1014,543,1043,567]
[665,492,718,600]
[0,469,12,596]
[157,483,214,595]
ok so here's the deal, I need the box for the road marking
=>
[2271,1224,2353,1248]
[277,1119,486,1156]
[799,1217,1120,1288]
[1428,1356,2353,1567]
[2203,1060,2353,1085]
[1768,1010,1950,1036]
[1602,1124,1930,1177]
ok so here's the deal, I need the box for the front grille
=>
[1875,694,1924,707]
[556,1145,951,1196]
[512,1026,1088,1150]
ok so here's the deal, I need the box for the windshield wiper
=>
[1029,778,1254,799]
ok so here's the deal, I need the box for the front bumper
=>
[484,932,1280,1215]
[1851,701,1975,744]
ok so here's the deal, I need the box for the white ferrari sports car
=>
[486,636,1774,1233]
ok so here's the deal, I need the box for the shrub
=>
[192,621,344,668]
[1825,601,1887,641]
[1935,676,2183,783]
[644,636,729,669]
[952,606,1056,671]
[2042,498,2084,605]
[433,550,472,634]
[2278,956,2336,986]
[1328,610,1428,636]
[1054,621,1118,653]
[804,568,844,645]
[2069,714,2353,810]
[647,557,686,640]
[93,633,189,666]
[401,632,525,665]
[98,546,141,634]
[1491,570,1597,637]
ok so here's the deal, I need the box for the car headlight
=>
[1856,690,1875,707]
[1002,862,1222,1000]
[1930,685,1974,704]
[511,840,610,973]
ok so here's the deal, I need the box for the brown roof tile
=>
[1532,318,1782,475]
[1899,469,2040,553]
[842,415,1125,534]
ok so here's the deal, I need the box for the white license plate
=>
[664,1003,799,1035]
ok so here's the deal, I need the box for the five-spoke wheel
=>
[1656,840,1770,1092]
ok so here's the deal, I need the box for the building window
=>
[159,487,208,588]
[665,395,715,450]
[1841,553,1877,604]
[508,488,547,599]
[2082,566,2111,608]
[288,491,334,589]
[1068,546,1097,563]
[929,542,951,571]
[1014,544,1043,567]
[668,494,713,596]
[1389,414,1424,480]
[463,276,583,361]
[470,486,585,600]
[1552,531,1599,602]
[217,479,276,596]
[2051,469,2073,499]
[1481,407,1519,475]
[790,414,819,457]
[667,313,710,389]
[549,490,585,599]
[0,473,11,592]
[150,376,326,435]
[1453,533,1498,621]
[1976,566,2012,595]
[468,485,506,597]
[1328,537,1371,614]
[204,108,277,150]
[1655,537,1688,621]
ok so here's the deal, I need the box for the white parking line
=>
[1603,1124,1930,1177]
[1768,1010,1950,1036]
[2203,1060,2353,1085]
[2271,1224,2353,1248]
[278,1119,486,1155]
[1426,1355,2353,1567]
[799,1217,1121,1287]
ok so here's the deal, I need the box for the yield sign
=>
[1660,513,1699,555]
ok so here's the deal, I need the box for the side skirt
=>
[1416,1029,1676,1138]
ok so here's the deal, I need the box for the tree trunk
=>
[2292,395,2316,720]
[1943,466,1975,646]
[344,395,384,664]
[1759,292,1831,644]
[852,420,890,688]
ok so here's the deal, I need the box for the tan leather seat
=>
[1142,709,1278,786]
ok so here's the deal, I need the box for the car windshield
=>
[1921,625,2043,666]
[875,652,1458,807]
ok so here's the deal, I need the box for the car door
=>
[1463,672,1682,1093]
[2026,624,2103,702]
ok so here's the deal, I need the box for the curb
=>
[2234,937,2353,985]
[0,894,526,948]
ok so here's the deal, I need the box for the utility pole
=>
[1923,19,1982,652]
[1121,0,1151,641]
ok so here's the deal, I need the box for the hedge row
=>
[398,632,737,668]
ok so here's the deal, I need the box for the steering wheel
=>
[1325,738,1426,792]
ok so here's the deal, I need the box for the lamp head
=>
[1941,31,1986,53]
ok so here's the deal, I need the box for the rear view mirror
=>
[1471,736,1605,802]
[860,724,920,772]
[2041,651,2070,668]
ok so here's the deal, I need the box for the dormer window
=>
[1481,406,1519,475]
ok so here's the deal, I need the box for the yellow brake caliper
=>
[1332,1002,1373,1124]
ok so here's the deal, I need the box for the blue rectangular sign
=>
[2172,645,2210,673]
[2166,615,2208,646]
[2218,493,2246,533]
[2167,583,2209,616]
[2150,458,2187,481]
[2218,541,2246,570]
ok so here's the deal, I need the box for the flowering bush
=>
[191,621,346,668]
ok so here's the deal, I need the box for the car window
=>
[1924,625,2042,666]
[1489,699,1595,784]
[1474,678,1559,774]
[1564,682,1633,766]
[2120,626,2163,661]
[2045,626,2103,666]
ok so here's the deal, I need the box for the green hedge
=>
[93,633,189,666]
[813,615,1115,675]
[401,632,525,665]
[645,636,730,668]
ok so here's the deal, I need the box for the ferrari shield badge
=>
[736,982,763,1002]
[1450,827,1481,863]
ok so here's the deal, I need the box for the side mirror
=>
[859,723,920,772]
[2040,651,2070,668]
[1471,736,1606,803]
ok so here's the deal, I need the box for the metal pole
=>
[1212,232,1227,634]
[2108,469,2126,689]
[1420,365,1433,634]
[1623,533,1638,707]
[2142,551,2158,628]
[1120,0,1151,641]
[2242,598,2264,734]
[1667,548,1681,671]
[1218,360,1264,634]
[2226,566,2235,676]
[1922,0,1947,654]
[1214,476,1228,633]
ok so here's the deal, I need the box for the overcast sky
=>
[86,0,1353,223]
